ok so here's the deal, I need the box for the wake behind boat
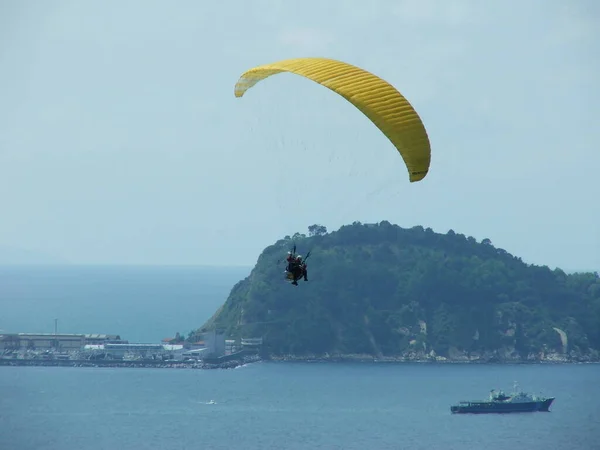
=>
[450,382,554,414]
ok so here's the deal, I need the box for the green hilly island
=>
[195,221,600,363]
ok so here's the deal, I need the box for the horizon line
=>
[0,263,253,268]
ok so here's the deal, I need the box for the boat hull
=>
[450,397,554,414]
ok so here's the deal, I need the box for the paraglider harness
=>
[284,244,310,286]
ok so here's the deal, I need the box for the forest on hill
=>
[195,221,600,362]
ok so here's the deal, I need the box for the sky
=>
[0,0,598,271]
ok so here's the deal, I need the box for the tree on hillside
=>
[308,224,328,237]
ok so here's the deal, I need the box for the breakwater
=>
[0,354,261,370]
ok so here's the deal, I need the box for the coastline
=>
[0,354,261,370]
[266,349,600,364]
[2,348,598,369]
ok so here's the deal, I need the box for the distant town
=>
[0,329,263,369]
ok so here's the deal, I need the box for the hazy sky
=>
[1,0,598,270]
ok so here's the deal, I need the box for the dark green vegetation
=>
[197,222,600,361]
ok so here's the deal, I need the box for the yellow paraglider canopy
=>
[234,57,431,182]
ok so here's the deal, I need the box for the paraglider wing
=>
[234,57,431,182]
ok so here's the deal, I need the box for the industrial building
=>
[1,329,234,361]
[181,348,208,360]
[103,343,164,359]
[84,334,123,345]
[1,333,84,351]
[203,329,226,356]
[241,337,263,353]
[0,333,124,351]
[225,339,236,355]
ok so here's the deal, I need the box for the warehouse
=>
[0,333,85,351]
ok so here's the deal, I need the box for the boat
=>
[450,382,554,414]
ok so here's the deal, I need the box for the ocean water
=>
[1,266,599,449]
[0,265,250,342]
[0,362,598,450]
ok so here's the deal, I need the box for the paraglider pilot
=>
[290,255,308,286]
[285,252,308,286]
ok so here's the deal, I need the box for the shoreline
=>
[265,351,600,364]
[3,353,598,370]
[0,355,260,370]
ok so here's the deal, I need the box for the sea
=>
[0,265,251,342]
[1,266,599,450]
